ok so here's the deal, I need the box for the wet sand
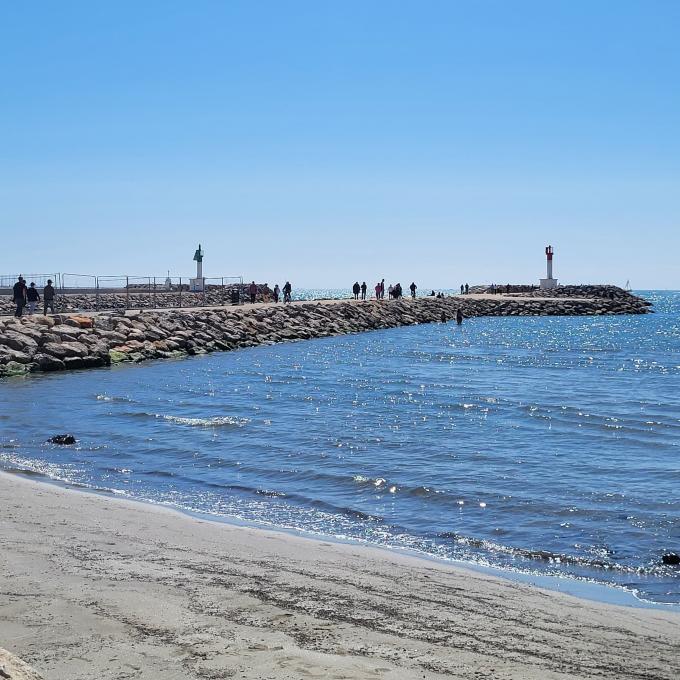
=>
[0,471,678,679]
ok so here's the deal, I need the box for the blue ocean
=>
[1,291,679,605]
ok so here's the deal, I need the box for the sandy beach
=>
[0,472,678,679]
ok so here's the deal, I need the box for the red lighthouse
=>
[540,245,557,289]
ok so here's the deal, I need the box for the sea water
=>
[1,291,679,605]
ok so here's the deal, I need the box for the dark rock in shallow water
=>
[48,434,76,445]
[662,553,680,565]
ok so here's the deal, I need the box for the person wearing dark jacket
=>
[12,276,26,317]
[43,279,56,315]
[360,282,367,300]
[26,282,40,315]
[352,282,360,300]
[409,282,417,298]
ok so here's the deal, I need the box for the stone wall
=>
[0,290,651,377]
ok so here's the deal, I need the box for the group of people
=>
[351,280,419,301]
[246,281,293,304]
[12,276,57,317]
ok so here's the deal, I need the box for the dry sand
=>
[1,472,678,680]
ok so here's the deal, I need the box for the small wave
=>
[352,475,398,493]
[159,414,249,427]
[119,411,249,427]
[436,531,664,575]
[96,394,135,403]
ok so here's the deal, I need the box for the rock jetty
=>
[0,288,651,377]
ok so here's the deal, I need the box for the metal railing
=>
[0,273,244,315]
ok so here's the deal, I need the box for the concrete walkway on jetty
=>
[0,287,652,378]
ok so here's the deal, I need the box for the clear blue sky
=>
[1,1,678,288]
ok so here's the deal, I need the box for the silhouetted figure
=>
[13,276,26,317]
[43,279,56,315]
[430,290,436,296]
[380,279,385,299]
[249,281,257,303]
[361,281,367,300]
[352,281,360,300]
[410,282,417,298]
[388,283,394,299]
[375,282,381,299]
[460,284,464,294]
[440,311,447,322]
[283,281,292,303]
[456,308,463,325]
[26,282,40,315]
[465,283,469,294]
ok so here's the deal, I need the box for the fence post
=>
[126,277,130,310]
[95,277,100,311]
[179,277,182,308]
[153,277,157,308]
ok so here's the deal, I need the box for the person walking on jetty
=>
[13,276,26,317]
[273,284,280,303]
[361,281,367,300]
[352,281,360,300]
[43,279,56,315]
[380,279,385,299]
[283,281,292,303]
[26,282,40,315]
[410,282,417,298]
[249,281,258,304]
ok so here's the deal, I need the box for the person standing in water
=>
[456,308,464,325]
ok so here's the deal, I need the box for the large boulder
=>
[0,346,33,364]
[41,341,89,359]
[32,353,65,371]
[0,330,38,353]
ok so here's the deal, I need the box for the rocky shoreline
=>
[0,288,652,377]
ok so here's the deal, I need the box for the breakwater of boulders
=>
[0,289,651,377]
